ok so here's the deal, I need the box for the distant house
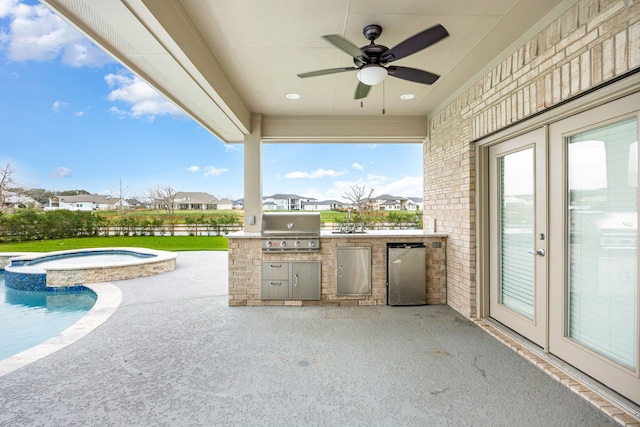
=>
[47,194,129,211]
[406,197,424,211]
[301,200,347,211]
[370,194,423,211]
[2,192,41,210]
[215,198,233,210]
[174,192,217,210]
[262,201,278,211]
[172,192,232,211]
[262,194,315,210]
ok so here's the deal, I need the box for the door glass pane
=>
[499,148,535,319]
[567,117,638,370]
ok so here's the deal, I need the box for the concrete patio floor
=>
[0,251,630,426]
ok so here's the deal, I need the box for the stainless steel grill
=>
[261,212,321,252]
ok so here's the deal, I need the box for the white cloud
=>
[105,73,184,120]
[74,111,84,117]
[352,163,364,171]
[50,166,72,178]
[284,168,347,179]
[374,176,422,197]
[187,166,200,173]
[0,1,19,18]
[223,144,237,152]
[0,1,112,67]
[204,166,228,177]
[366,174,388,184]
[51,100,67,112]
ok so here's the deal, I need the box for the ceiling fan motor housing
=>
[363,24,382,41]
[355,25,388,66]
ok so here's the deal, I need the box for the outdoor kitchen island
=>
[227,229,448,306]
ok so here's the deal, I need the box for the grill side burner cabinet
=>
[387,243,426,306]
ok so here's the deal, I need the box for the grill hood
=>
[261,212,321,236]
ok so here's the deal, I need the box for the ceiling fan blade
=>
[354,82,371,99]
[381,24,449,63]
[322,34,369,61]
[387,66,440,84]
[297,67,357,78]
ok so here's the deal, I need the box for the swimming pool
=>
[0,272,96,360]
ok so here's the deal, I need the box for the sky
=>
[0,0,423,202]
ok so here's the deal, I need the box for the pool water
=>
[0,272,96,360]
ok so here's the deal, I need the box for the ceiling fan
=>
[297,24,449,99]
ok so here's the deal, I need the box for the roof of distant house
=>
[174,191,219,203]
[265,193,316,201]
[373,194,408,201]
[53,194,124,204]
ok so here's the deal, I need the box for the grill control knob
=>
[280,241,287,247]
[266,241,272,247]
[308,241,315,247]
[294,241,301,247]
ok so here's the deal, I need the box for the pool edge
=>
[0,281,122,377]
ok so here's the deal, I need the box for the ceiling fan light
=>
[357,65,387,86]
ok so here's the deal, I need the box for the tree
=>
[145,185,177,216]
[342,184,374,230]
[145,185,177,235]
[114,178,129,220]
[0,162,16,212]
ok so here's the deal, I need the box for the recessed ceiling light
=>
[400,93,415,100]
[286,93,301,100]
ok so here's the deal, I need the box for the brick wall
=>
[425,0,640,319]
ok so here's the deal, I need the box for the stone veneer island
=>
[228,230,447,306]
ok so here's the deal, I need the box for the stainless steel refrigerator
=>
[387,243,426,305]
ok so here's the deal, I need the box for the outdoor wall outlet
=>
[249,215,255,225]
[432,242,441,249]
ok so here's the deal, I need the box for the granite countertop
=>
[320,230,448,238]
[227,230,447,238]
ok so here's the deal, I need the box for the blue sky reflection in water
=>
[0,0,423,201]
[0,273,96,360]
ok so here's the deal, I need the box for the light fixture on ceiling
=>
[356,65,388,86]
[400,93,415,100]
[285,93,301,100]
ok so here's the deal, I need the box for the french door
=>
[487,92,640,404]
[489,128,547,347]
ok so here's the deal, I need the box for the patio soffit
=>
[41,0,572,143]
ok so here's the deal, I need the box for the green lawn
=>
[0,236,228,252]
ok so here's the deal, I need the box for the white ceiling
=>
[43,0,569,142]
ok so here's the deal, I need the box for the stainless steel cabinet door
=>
[291,261,321,300]
[336,247,371,295]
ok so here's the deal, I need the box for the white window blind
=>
[499,148,535,319]
[567,117,638,370]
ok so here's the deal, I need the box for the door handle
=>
[294,273,299,287]
[528,249,545,256]
[339,265,344,278]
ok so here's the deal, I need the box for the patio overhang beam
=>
[260,116,428,144]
